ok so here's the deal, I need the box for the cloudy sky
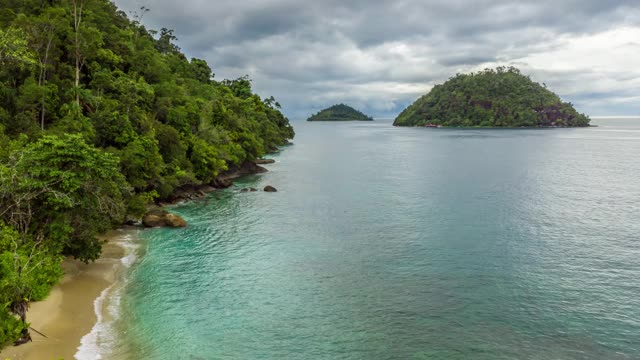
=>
[113,0,640,120]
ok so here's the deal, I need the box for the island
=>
[394,67,590,127]
[307,104,373,121]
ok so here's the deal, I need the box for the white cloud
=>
[114,0,640,118]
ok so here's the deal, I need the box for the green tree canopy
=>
[0,134,130,262]
[0,27,35,66]
[0,0,294,346]
[394,67,590,127]
[307,104,373,121]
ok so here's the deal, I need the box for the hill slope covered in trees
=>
[394,67,590,127]
[0,0,293,346]
[307,104,373,121]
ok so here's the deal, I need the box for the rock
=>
[216,161,267,182]
[200,185,216,193]
[142,214,165,228]
[264,185,278,192]
[212,178,233,189]
[142,208,187,228]
[165,184,216,204]
[124,218,139,226]
[240,187,259,193]
[165,213,187,228]
[241,162,268,175]
[166,190,188,204]
[255,158,276,165]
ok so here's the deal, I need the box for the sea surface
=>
[95,118,640,359]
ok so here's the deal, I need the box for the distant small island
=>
[307,104,373,121]
[394,67,590,128]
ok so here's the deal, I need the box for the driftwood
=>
[30,326,48,338]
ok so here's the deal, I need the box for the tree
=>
[23,8,68,129]
[394,67,590,127]
[70,0,102,108]
[0,0,297,349]
[190,58,213,83]
[306,104,372,121]
[155,27,180,54]
[0,223,63,345]
[0,27,35,66]
[0,134,130,262]
[71,0,85,106]
[222,75,253,99]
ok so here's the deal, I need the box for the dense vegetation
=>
[0,0,293,346]
[307,104,373,121]
[394,67,590,127]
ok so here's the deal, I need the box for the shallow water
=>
[110,118,639,359]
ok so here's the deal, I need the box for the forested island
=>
[0,0,293,347]
[307,104,373,121]
[394,67,590,127]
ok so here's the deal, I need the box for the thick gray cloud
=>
[114,0,640,119]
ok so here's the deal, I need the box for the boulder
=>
[165,213,188,228]
[241,162,268,175]
[142,208,187,228]
[264,185,278,192]
[212,178,233,189]
[255,158,276,165]
[142,214,165,228]
[199,185,216,193]
[217,161,267,181]
[240,187,259,193]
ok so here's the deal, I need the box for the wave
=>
[75,231,141,360]
[75,285,114,360]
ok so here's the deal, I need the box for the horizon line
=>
[591,115,640,119]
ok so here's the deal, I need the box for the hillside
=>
[394,67,590,127]
[0,0,293,346]
[307,104,373,121]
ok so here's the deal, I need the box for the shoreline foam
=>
[0,229,140,360]
[75,232,140,360]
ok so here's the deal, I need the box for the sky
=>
[113,0,640,120]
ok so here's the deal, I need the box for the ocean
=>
[83,118,640,359]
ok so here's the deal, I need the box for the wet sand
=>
[0,231,130,360]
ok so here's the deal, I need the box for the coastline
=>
[159,160,270,206]
[399,124,593,129]
[0,159,275,360]
[0,229,139,360]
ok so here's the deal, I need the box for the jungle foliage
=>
[394,67,590,127]
[0,0,294,346]
[307,104,373,121]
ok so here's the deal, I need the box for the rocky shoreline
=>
[1,158,279,356]
[141,159,275,228]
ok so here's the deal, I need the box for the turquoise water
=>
[115,119,639,359]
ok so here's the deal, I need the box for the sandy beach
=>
[0,230,135,360]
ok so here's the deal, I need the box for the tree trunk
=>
[75,55,80,106]
[40,36,52,130]
[14,329,32,346]
[73,0,84,107]
[11,300,28,323]
[11,300,32,346]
